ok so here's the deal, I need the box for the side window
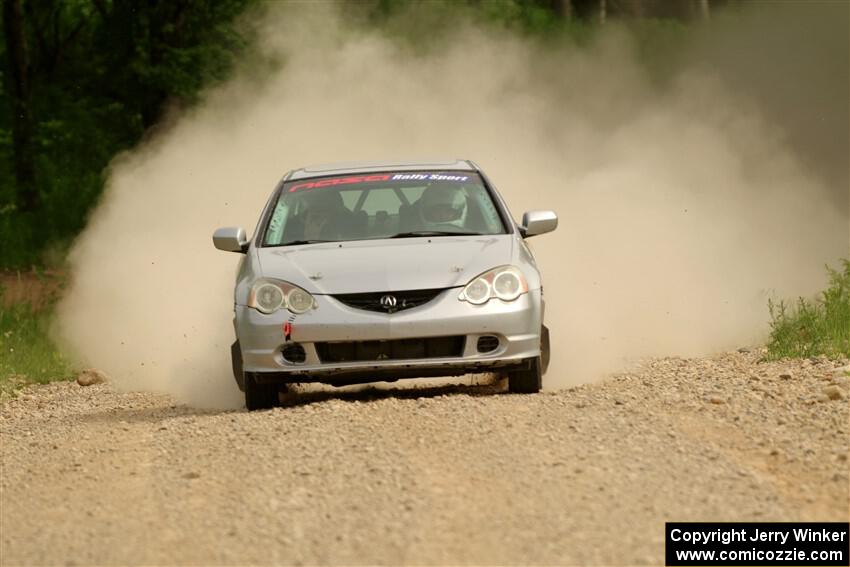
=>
[340,189,361,211]
[265,198,290,245]
[360,188,402,215]
[467,185,503,232]
[400,186,426,205]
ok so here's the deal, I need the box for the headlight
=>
[253,283,284,313]
[286,287,314,314]
[248,279,317,314]
[458,266,528,304]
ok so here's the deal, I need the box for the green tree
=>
[3,0,39,212]
[0,0,255,267]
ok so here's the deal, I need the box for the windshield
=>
[262,171,507,246]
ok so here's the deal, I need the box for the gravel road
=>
[1,350,848,566]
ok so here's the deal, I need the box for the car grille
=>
[332,288,446,313]
[315,336,465,363]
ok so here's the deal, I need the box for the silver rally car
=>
[213,159,557,410]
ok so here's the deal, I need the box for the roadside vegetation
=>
[0,273,73,396]
[767,259,850,360]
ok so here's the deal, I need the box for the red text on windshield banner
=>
[288,174,393,192]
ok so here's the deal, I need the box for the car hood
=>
[257,235,514,294]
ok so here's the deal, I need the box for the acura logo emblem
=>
[379,295,398,309]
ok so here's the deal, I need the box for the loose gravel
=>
[1,350,848,565]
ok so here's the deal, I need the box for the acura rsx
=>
[213,159,557,410]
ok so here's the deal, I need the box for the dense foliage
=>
[0,0,255,267]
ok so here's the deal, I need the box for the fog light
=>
[281,343,306,364]
[476,335,500,353]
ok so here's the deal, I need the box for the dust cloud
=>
[55,2,848,407]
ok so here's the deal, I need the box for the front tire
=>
[244,373,279,411]
[508,357,542,394]
[231,341,245,391]
[541,325,550,375]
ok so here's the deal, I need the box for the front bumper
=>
[234,287,543,385]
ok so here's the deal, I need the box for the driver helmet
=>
[418,183,468,230]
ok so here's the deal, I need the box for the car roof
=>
[285,159,477,181]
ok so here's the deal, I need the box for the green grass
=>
[766,259,850,360]
[0,298,74,397]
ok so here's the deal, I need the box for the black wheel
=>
[244,373,279,411]
[541,325,550,375]
[508,357,542,394]
[231,341,245,391]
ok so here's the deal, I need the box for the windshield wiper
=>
[270,239,333,247]
[389,231,485,239]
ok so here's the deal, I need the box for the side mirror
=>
[520,210,558,238]
[213,227,249,253]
